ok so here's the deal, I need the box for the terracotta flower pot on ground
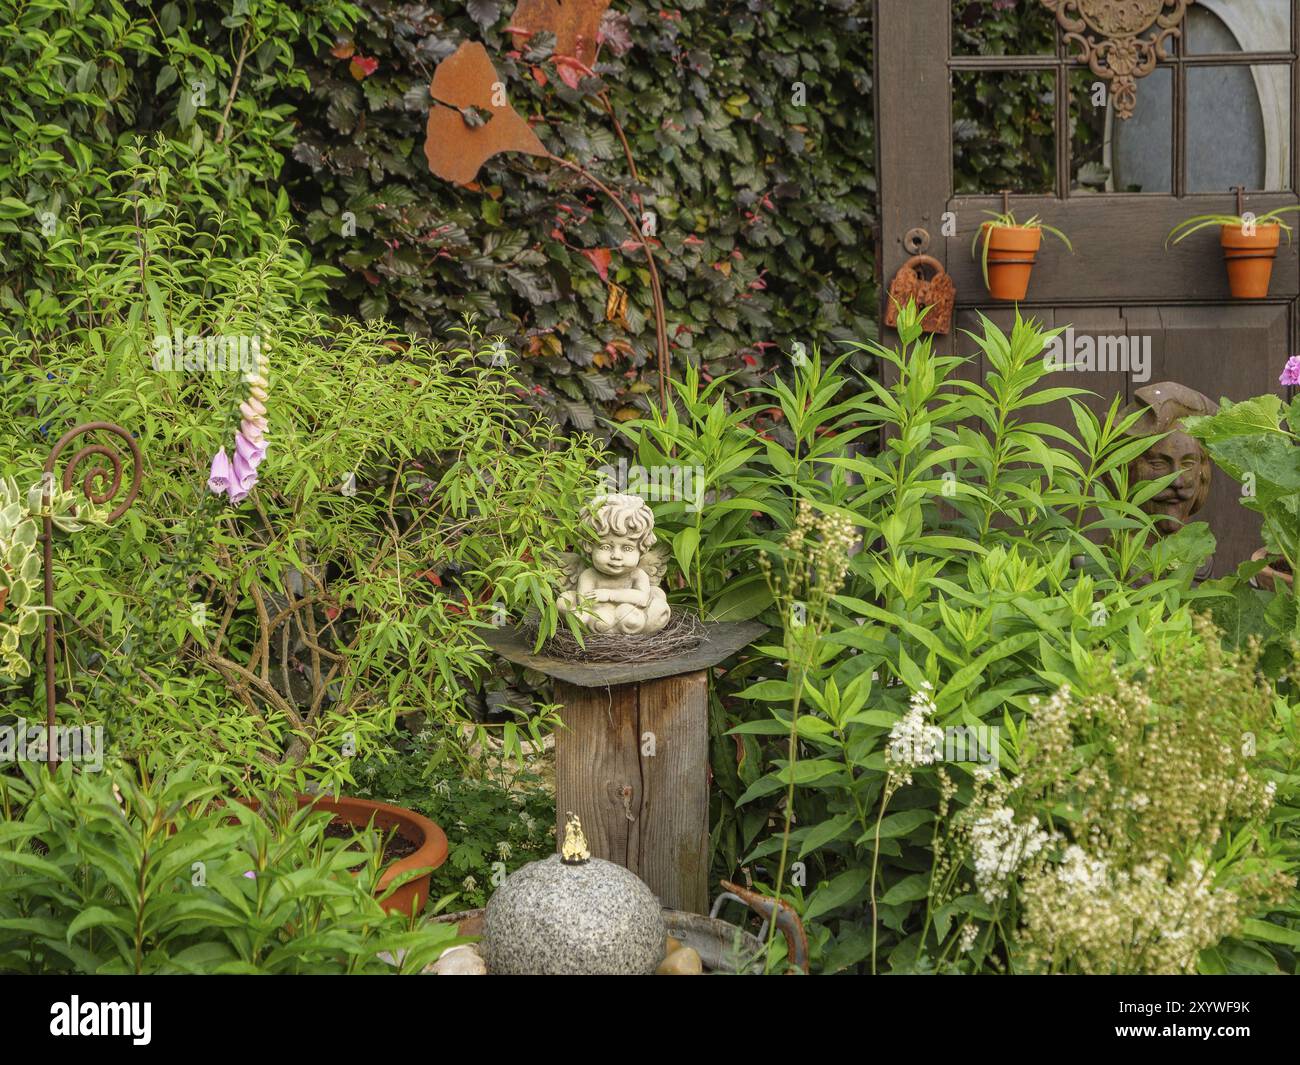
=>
[1222,223,1281,298]
[983,225,1042,301]
[1250,547,1293,594]
[239,794,448,917]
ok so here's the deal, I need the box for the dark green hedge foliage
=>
[286,0,876,435]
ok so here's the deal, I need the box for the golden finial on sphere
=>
[560,812,591,864]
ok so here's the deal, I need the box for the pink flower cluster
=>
[1280,355,1300,387]
[209,351,270,504]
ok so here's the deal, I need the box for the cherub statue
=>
[557,494,671,636]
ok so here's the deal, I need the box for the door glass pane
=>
[1187,65,1292,191]
[952,0,1057,56]
[953,70,1057,194]
[1186,1,1291,55]
[1072,67,1173,192]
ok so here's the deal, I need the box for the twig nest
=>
[483,854,666,975]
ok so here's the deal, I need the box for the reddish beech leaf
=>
[349,55,379,80]
[508,0,610,67]
[331,39,356,59]
[424,42,547,186]
[553,54,586,89]
[558,67,583,90]
[581,247,612,281]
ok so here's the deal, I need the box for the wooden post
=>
[484,620,764,915]
[554,670,709,913]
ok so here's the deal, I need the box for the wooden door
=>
[877,0,1300,573]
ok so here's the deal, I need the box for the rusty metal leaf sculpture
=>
[423,33,670,418]
[424,42,547,186]
[508,0,611,67]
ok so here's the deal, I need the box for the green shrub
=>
[354,726,556,912]
[0,174,605,794]
[0,758,461,974]
[625,301,1237,972]
[0,0,359,333]
[930,619,1294,974]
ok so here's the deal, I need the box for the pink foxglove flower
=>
[208,447,233,496]
[229,411,269,503]
[1281,355,1300,387]
[212,353,271,504]
[229,450,260,503]
[234,429,267,468]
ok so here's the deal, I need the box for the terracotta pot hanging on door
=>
[1221,223,1281,299]
[983,225,1042,301]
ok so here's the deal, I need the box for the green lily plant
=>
[1166,205,1300,247]
[971,210,1073,288]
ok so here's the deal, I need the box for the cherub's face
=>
[592,535,641,576]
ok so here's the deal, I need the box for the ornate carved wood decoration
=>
[1041,0,1194,119]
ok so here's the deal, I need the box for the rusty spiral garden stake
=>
[40,422,142,767]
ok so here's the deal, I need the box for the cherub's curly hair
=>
[585,493,657,552]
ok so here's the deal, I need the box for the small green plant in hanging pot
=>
[1166,204,1300,299]
[972,210,1073,301]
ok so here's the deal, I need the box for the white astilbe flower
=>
[969,805,1051,903]
[1021,849,1247,974]
[886,682,945,785]
[1054,845,1109,893]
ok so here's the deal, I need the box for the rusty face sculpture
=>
[1121,382,1217,535]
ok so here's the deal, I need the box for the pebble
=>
[430,944,487,975]
[656,946,703,975]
